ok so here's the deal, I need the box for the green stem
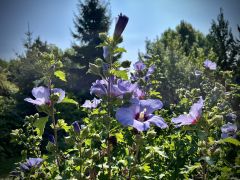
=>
[107,121,111,179]
[106,46,114,179]
[48,78,60,168]
[79,141,82,178]
[129,134,141,179]
[51,103,60,168]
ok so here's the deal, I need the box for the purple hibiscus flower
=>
[204,59,217,70]
[116,98,168,131]
[146,65,155,77]
[20,158,43,171]
[133,88,146,100]
[82,98,102,109]
[90,77,136,98]
[113,13,129,39]
[117,79,137,94]
[133,61,146,71]
[172,97,204,127]
[221,123,237,139]
[24,86,65,106]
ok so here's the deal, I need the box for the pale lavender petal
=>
[146,65,155,76]
[204,59,217,70]
[116,104,138,126]
[82,100,92,108]
[90,80,107,97]
[172,114,195,127]
[24,98,46,105]
[189,96,204,119]
[52,88,65,103]
[221,133,228,139]
[92,98,101,108]
[117,79,137,93]
[133,88,145,99]
[32,86,50,101]
[139,99,163,114]
[132,120,150,131]
[221,123,237,134]
[147,116,168,129]
[133,61,146,71]
[111,85,123,97]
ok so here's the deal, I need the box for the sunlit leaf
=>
[62,97,78,106]
[110,69,128,80]
[33,116,49,136]
[54,70,66,82]
[114,47,126,54]
[115,132,124,143]
[219,137,240,146]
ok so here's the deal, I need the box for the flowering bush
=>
[10,14,240,179]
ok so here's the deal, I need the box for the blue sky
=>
[0,0,239,62]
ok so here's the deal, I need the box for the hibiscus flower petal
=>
[139,99,163,114]
[132,120,150,131]
[147,115,168,129]
[32,86,50,101]
[172,114,194,127]
[82,100,92,108]
[24,98,45,105]
[52,88,65,103]
[116,104,137,126]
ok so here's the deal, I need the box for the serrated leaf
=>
[62,97,78,105]
[85,139,91,146]
[220,137,240,146]
[114,47,126,54]
[141,163,151,173]
[110,69,128,80]
[115,132,124,143]
[54,70,66,82]
[33,116,49,136]
[57,119,71,132]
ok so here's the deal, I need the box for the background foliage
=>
[0,0,239,178]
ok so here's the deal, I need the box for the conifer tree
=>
[207,8,238,71]
[70,0,110,95]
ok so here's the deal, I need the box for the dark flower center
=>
[135,109,148,122]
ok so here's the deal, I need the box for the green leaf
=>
[146,146,167,158]
[114,47,126,54]
[57,119,71,132]
[121,60,131,68]
[54,70,66,82]
[110,69,128,80]
[219,137,240,146]
[62,97,78,106]
[141,163,151,173]
[115,133,124,143]
[33,116,49,136]
[87,63,101,76]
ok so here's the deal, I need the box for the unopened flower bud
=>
[103,46,109,59]
[113,13,129,40]
[72,121,81,133]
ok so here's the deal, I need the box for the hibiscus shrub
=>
[10,14,239,179]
